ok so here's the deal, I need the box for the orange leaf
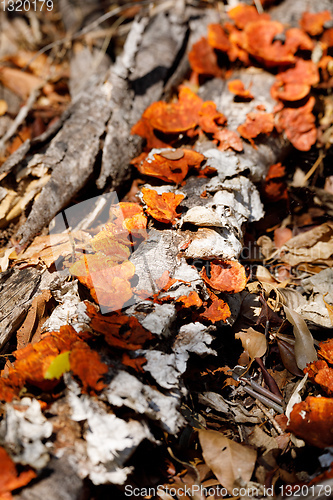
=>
[176,291,203,308]
[69,341,108,394]
[121,353,147,372]
[84,301,153,350]
[200,260,247,293]
[228,79,253,99]
[271,59,319,101]
[0,447,36,498]
[137,149,204,184]
[275,96,316,151]
[242,20,297,67]
[228,4,270,29]
[305,360,333,395]
[318,338,333,363]
[70,254,135,311]
[207,24,231,51]
[237,112,274,140]
[264,162,288,202]
[198,101,227,134]
[188,37,223,77]
[288,396,333,448]
[300,10,331,36]
[201,292,231,323]
[141,187,184,224]
[214,129,243,152]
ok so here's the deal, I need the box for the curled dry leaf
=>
[132,86,203,144]
[137,149,204,184]
[198,429,257,493]
[201,260,247,293]
[275,96,317,151]
[271,59,319,102]
[263,162,288,202]
[188,36,223,77]
[70,255,135,312]
[235,328,267,361]
[141,187,184,224]
[288,396,333,448]
[300,10,331,36]
[228,79,254,99]
[200,291,231,323]
[69,342,108,394]
[283,306,317,370]
[83,301,153,350]
[305,360,333,395]
[237,112,274,140]
[0,446,36,499]
[214,129,243,152]
[227,4,270,29]
[318,338,333,362]
[198,101,227,134]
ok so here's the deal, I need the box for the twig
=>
[301,151,325,185]
[0,88,40,153]
[255,399,284,435]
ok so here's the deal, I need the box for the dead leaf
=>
[0,66,44,99]
[238,111,274,141]
[300,10,331,36]
[0,99,7,116]
[188,37,223,77]
[200,260,247,293]
[235,328,267,361]
[16,290,54,349]
[198,429,257,493]
[0,446,36,499]
[141,187,185,224]
[228,79,254,99]
[288,396,333,448]
[69,341,108,394]
[284,306,317,370]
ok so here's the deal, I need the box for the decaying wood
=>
[12,8,215,247]
[0,267,42,348]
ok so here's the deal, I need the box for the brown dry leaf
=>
[235,327,267,361]
[228,79,254,99]
[198,429,257,493]
[279,222,333,266]
[0,66,44,100]
[16,231,90,267]
[16,290,54,349]
[283,306,317,370]
[0,99,7,116]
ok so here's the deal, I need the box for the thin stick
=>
[0,88,40,153]
[301,151,325,185]
[255,399,284,435]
